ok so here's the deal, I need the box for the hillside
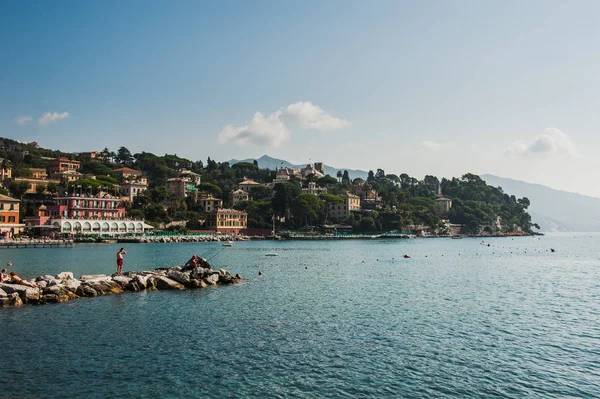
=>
[229,155,369,180]
[481,174,600,232]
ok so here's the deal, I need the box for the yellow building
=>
[205,208,248,235]
[328,192,361,220]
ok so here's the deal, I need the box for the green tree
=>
[197,182,223,198]
[115,147,134,165]
[9,181,30,199]
[250,186,273,201]
[272,182,301,218]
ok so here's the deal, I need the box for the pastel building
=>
[166,177,196,201]
[238,179,261,193]
[205,208,248,235]
[0,194,24,237]
[112,167,143,180]
[230,189,249,206]
[198,196,223,213]
[302,182,327,195]
[47,157,81,174]
[435,197,452,214]
[328,192,361,220]
[24,194,152,236]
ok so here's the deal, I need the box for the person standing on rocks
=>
[116,248,126,276]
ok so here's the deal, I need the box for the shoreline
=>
[0,266,241,308]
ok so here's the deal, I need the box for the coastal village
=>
[0,138,535,241]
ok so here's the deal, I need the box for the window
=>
[9,204,14,210]
[0,204,3,210]
[0,216,4,222]
[8,216,15,223]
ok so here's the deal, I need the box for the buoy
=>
[403,254,411,259]
[305,266,308,269]
[258,270,263,276]
[551,248,555,252]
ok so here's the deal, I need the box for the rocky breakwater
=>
[0,267,241,308]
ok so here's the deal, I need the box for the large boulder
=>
[0,292,23,307]
[76,285,99,297]
[154,276,185,290]
[167,270,192,286]
[85,280,123,295]
[189,279,208,288]
[42,285,78,302]
[203,273,219,285]
[112,276,132,289]
[0,283,41,304]
[190,268,211,280]
[80,275,112,282]
[62,279,81,293]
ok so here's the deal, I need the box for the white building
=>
[328,192,361,220]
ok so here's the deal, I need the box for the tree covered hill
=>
[0,138,535,234]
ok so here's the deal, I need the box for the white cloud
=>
[218,102,349,147]
[38,111,69,126]
[282,101,351,131]
[420,140,455,151]
[504,128,581,158]
[15,116,32,126]
[218,111,290,147]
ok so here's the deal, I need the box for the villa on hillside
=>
[238,179,262,193]
[230,189,249,206]
[327,192,361,220]
[302,182,327,195]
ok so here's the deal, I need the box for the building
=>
[238,179,261,193]
[328,192,361,220]
[205,208,248,235]
[302,182,327,195]
[230,189,249,206]
[47,157,81,175]
[119,178,148,202]
[435,197,452,214]
[28,168,47,179]
[166,177,197,201]
[198,196,223,213]
[0,194,24,237]
[301,163,324,178]
[179,169,201,185]
[112,167,143,180]
[349,181,382,208]
[24,194,152,237]
[50,169,83,182]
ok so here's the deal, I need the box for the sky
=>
[2,0,600,197]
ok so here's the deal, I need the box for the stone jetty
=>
[0,266,241,308]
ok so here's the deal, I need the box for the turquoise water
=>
[1,234,600,398]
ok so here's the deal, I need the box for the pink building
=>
[46,195,125,219]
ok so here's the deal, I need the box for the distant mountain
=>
[229,155,369,180]
[481,174,600,232]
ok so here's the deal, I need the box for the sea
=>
[1,233,599,398]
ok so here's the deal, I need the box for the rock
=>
[55,272,74,280]
[0,283,41,304]
[134,274,151,290]
[190,279,207,288]
[36,275,55,282]
[125,281,142,292]
[42,285,78,302]
[36,280,48,289]
[76,285,98,297]
[62,279,81,293]
[0,292,23,307]
[112,276,132,288]
[86,280,123,295]
[0,288,6,298]
[190,268,210,280]
[154,276,185,290]
[167,270,192,286]
[40,294,60,303]
[203,274,219,285]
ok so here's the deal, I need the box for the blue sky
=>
[2,1,600,196]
